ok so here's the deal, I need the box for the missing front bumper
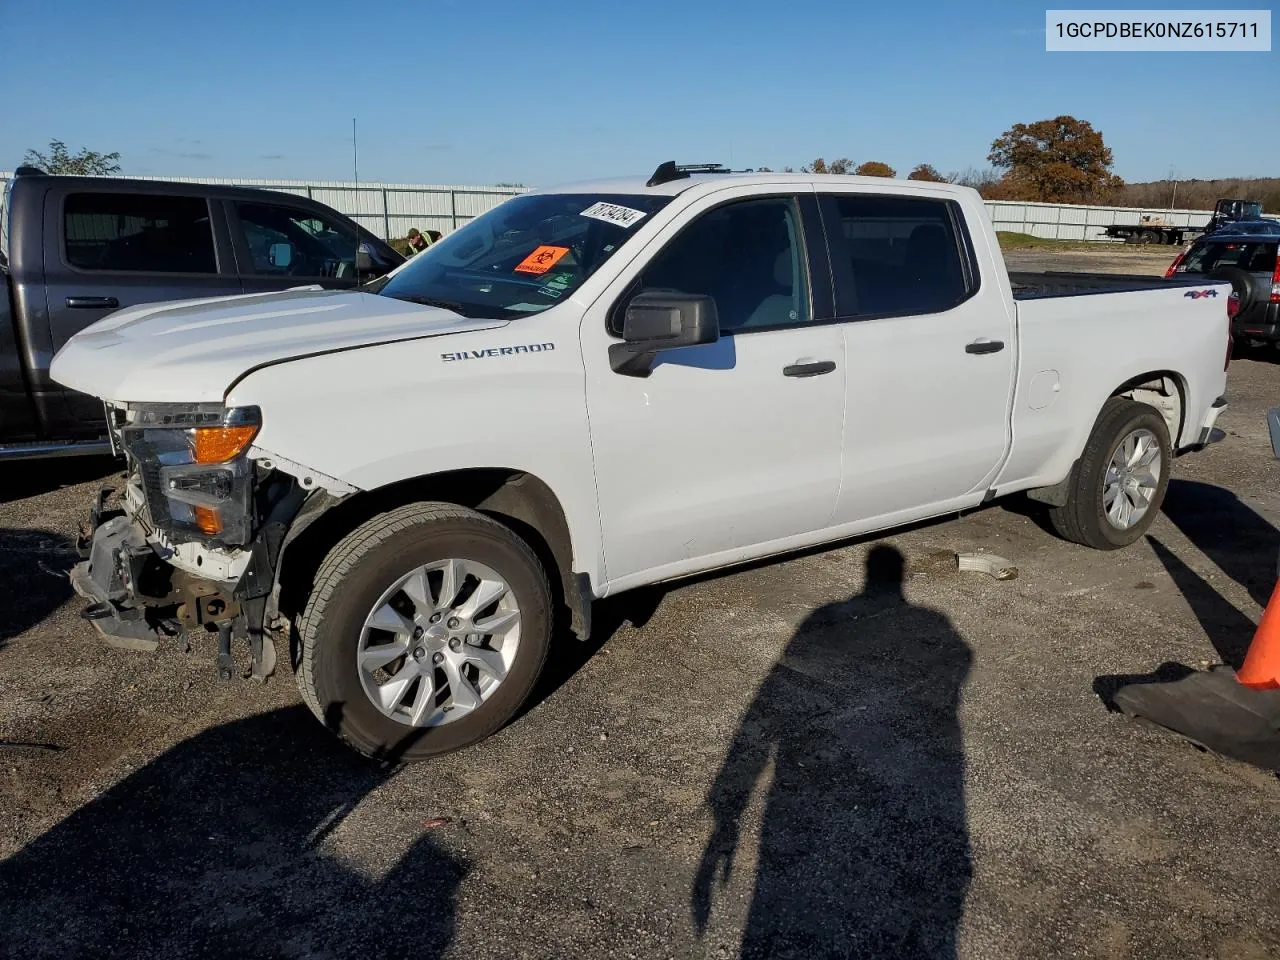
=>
[69,514,165,652]
[70,489,281,680]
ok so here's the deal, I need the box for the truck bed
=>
[1009,272,1215,300]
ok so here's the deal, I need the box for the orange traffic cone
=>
[1237,579,1280,690]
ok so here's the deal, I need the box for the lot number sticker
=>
[580,201,648,229]
[515,245,571,274]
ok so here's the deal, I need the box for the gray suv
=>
[1167,228,1280,348]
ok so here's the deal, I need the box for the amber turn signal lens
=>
[193,505,223,536]
[192,424,259,464]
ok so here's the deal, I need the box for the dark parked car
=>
[0,168,404,458]
[1167,231,1280,346]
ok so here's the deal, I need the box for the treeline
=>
[1120,178,1280,212]
[772,116,1273,212]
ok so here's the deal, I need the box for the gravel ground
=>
[1002,246,1177,276]
[2,248,1278,959]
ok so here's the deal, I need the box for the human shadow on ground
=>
[0,705,464,960]
[692,545,973,959]
[0,528,77,650]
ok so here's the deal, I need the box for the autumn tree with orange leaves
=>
[988,115,1123,203]
[854,161,896,177]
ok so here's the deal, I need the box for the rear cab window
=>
[1178,239,1277,275]
[818,194,977,318]
[63,193,217,274]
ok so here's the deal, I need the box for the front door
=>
[582,189,846,588]
[817,190,1016,525]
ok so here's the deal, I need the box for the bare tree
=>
[802,158,853,175]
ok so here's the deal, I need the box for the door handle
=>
[65,296,120,309]
[783,360,837,378]
[965,339,1005,355]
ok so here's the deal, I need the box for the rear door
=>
[818,189,1016,525]
[43,185,241,429]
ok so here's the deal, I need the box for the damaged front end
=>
[71,402,344,681]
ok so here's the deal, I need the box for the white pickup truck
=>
[52,162,1231,759]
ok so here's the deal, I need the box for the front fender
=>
[225,324,604,587]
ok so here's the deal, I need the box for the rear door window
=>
[819,194,975,318]
[1180,240,1277,274]
[63,193,217,273]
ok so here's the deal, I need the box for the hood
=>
[50,289,507,404]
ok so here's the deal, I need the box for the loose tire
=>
[296,502,552,760]
[1049,398,1172,550]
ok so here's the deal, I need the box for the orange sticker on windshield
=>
[515,245,570,275]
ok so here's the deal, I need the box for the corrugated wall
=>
[982,199,1223,241]
[1,171,1270,242]
[0,172,527,240]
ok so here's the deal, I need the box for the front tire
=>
[1049,398,1172,550]
[296,502,552,760]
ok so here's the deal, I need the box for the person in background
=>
[406,228,433,256]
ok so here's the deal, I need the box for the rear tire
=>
[1049,398,1172,550]
[296,502,552,760]
[1139,230,1161,245]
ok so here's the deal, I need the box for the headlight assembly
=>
[119,404,262,544]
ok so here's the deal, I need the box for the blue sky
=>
[1,0,1274,186]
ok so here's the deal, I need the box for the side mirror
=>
[267,242,293,269]
[609,290,719,377]
[355,245,374,273]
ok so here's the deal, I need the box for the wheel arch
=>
[1025,370,1186,508]
[1107,369,1187,448]
[273,467,592,647]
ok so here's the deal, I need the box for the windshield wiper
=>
[394,294,469,314]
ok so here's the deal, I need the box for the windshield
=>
[1216,200,1264,219]
[1181,239,1277,274]
[375,193,671,320]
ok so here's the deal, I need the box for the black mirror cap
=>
[355,249,374,273]
[622,290,718,345]
[610,291,719,377]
